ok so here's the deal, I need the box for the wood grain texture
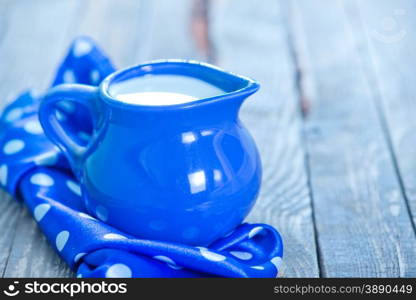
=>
[350,0,416,236]
[0,192,21,276]
[0,0,146,277]
[209,0,319,277]
[3,208,72,277]
[0,0,81,278]
[71,0,144,68]
[0,3,28,276]
[2,0,415,278]
[0,0,199,277]
[287,0,416,277]
[132,0,202,62]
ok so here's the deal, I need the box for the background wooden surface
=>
[0,0,415,277]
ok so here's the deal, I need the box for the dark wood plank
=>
[287,0,416,277]
[351,0,416,237]
[209,0,319,277]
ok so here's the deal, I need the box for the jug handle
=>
[39,84,99,179]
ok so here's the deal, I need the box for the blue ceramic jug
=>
[39,60,261,246]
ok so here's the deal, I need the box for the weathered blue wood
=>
[0,4,26,276]
[3,208,73,277]
[352,0,416,237]
[0,0,81,278]
[0,191,21,277]
[70,0,144,68]
[0,0,81,99]
[1,0,198,277]
[209,0,319,277]
[0,0,146,277]
[2,0,415,278]
[132,0,202,62]
[288,0,416,277]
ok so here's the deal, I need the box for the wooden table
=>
[1,0,416,277]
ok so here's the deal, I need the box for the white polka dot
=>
[73,40,93,57]
[66,180,81,197]
[271,256,282,271]
[105,263,132,278]
[103,233,127,240]
[76,273,82,278]
[5,108,23,122]
[230,251,253,260]
[90,70,100,84]
[248,226,263,238]
[74,252,86,263]
[95,205,108,221]
[56,230,69,252]
[153,255,183,270]
[63,69,76,83]
[30,173,54,187]
[78,212,96,220]
[0,165,7,186]
[35,152,58,166]
[33,203,51,222]
[23,120,43,134]
[251,265,264,270]
[197,247,226,262]
[3,139,25,155]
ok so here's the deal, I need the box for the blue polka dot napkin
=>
[0,37,283,278]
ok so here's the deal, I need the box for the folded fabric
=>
[0,37,283,278]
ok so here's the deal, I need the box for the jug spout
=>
[99,60,260,126]
[177,61,261,114]
[187,80,259,125]
[100,60,260,110]
[211,74,260,112]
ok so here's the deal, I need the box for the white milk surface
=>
[109,74,224,106]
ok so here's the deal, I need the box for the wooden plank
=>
[2,0,198,277]
[3,207,73,277]
[70,0,144,68]
[133,0,201,62]
[0,0,23,278]
[351,0,416,237]
[0,0,13,42]
[0,0,81,278]
[0,192,21,276]
[2,0,148,277]
[287,0,416,277]
[209,0,319,277]
[0,0,81,102]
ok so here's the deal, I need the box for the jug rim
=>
[99,59,260,111]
